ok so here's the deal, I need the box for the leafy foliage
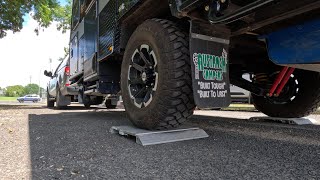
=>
[4,84,45,97]
[0,0,71,38]
[58,46,69,61]
[5,85,25,97]
[54,0,72,33]
[24,83,40,95]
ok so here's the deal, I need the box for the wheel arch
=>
[118,0,179,51]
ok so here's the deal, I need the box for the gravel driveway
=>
[1,104,320,179]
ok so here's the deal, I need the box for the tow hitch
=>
[268,67,295,97]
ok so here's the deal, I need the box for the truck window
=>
[58,56,69,72]
[54,60,64,76]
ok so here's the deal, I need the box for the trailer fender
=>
[264,19,320,71]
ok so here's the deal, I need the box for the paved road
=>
[1,104,320,179]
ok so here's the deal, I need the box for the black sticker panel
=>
[190,33,231,108]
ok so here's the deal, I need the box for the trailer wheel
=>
[121,19,195,130]
[47,90,54,108]
[252,70,320,117]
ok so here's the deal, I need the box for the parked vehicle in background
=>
[17,94,41,103]
[231,74,251,103]
[230,85,251,104]
[44,56,79,109]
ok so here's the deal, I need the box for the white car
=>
[17,94,41,103]
[230,74,251,103]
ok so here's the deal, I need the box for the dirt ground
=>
[1,103,320,179]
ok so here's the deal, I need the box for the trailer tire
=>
[252,70,320,118]
[121,19,195,130]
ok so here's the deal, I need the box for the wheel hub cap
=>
[128,44,158,108]
[141,72,147,82]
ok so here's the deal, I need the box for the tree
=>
[0,0,71,38]
[5,85,25,97]
[24,84,40,95]
[58,46,70,61]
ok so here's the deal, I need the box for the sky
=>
[0,14,70,89]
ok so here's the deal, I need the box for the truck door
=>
[69,0,81,78]
[83,1,98,80]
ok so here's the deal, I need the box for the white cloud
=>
[0,15,69,88]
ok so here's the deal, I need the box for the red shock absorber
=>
[274,68,295,97]
[268,66,289,96]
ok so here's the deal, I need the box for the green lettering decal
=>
[221,57,227,72]
[204,54,208,68]
[198,54,203,71]
[214,56,220,69]
[208,55,214,68]
[216,70,222,81]
[194,49,228,81]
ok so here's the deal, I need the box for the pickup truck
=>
[44,56,79,108]
[67,0,320,129]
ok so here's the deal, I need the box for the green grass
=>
[228,104,255,108]
[0,96,18,101]
[222,104,257,112]
[223,103,320,114]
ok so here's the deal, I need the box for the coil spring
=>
[254,73,269,83]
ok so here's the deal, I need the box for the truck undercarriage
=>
[67,0,320,129]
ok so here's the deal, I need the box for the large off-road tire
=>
[121,19,195,130]
[47,90,54,108]
[252,69,320,118]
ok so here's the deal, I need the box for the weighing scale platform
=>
[249,116,320,125]
[110,126,209,146]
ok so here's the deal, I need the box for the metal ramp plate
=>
[249,116,320,125]
[110,126,209,146]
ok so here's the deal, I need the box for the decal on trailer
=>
[190,33,231,108]
[192,49,229,100]
[193,49,228,81]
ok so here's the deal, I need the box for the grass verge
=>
[222,104,320,114]
[222,104,257,112]
[0,97,18,101]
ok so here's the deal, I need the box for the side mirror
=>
[44,70,48,76]
[44,70,52,77]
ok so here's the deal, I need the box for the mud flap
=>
[190,21,231,108]
[57,90,71,106]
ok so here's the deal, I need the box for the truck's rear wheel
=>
[121,19,195,130]
[252,69,320,117]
